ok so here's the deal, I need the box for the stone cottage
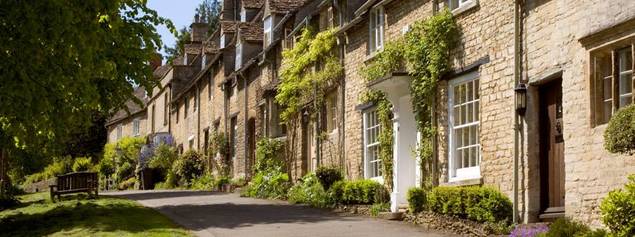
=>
[106,0,635,227]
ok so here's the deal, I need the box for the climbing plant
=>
[360,10,459,191]
[276,27,344,174]
[360,90,394,191]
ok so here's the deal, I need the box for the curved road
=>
[106,190,454,237]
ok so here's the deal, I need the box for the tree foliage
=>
[0,0,174,156]
[164,27,192,64]
[196,0,221,34]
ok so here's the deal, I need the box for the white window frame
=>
[264,16,273,47]
[202,54,207,68]
[240,7,247,22]
[133,119,140,136]
[363,108,383,183]
[235,42,243,70]
[116,125,122,140]
[369,6,385,54]
[220,34,226,48]
[448,0,474,11]
[448,71,481,182]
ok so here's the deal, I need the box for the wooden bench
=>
[49,172,98,201]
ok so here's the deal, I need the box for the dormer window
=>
[202,54,207,68]
[369,6,385,54]
[235,42,243,70]
[264,16,273,47]
[220,34,226,48]
[183,54,188,65]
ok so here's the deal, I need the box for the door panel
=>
[539,79,565,214]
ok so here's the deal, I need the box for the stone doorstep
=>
[378,211,405,221]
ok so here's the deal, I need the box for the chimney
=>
[190,14,209,43]
[150,52,162,70]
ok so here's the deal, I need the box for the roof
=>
[106,86,148,126]
[270,0,310,14]
[220,21,238,33]
[153,65,171,79]
[238,22,264,42]
[243,0,264,8]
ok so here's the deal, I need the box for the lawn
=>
[0,192,191,237]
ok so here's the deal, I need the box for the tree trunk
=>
[0,148,7,196]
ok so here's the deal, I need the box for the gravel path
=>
[106,190,455,237]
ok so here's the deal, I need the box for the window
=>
[133,119,140,136]
[230,117,238,159]
[208,75,213,100]
[447,0,474,11]
[116,125,122,140]
[189,137,195,150]
[220,34,226,48]
[151,105,155,132]
[176,102,180,124]
[202,54,207,68]
[264,16,273,47]
[363,109,382,180]
[240,7,247,22]
[164,93,169,125]
[194,92,198,112]
[448,72,480,181]
[325,91,338,132]
[593,45,634,125]
[184,96,189,118]
[369,6,385,54]
[235,43,243,70]
[260,104,268,137]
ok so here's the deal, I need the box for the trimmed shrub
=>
[539,218,590,237]
[244,138,290,199]
[148,144,178,172]
[407,187,426,213]
[315,166,343,191]
[191,174,216,191]
[288,173,332,208]
[24,156,73,185]
[341,179,388,205]
[604,104,635,154]
[172,150,204,186]
[72,157,93,172]
[600,174,635,237]
[328,180,345,203]
[102,136,145,185]
[427,186,512,224]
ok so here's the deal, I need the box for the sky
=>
[147,0,202,57]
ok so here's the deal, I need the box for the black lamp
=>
[515,83,527,115]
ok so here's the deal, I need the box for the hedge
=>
[329,179,388,205]
[412,186,512,224]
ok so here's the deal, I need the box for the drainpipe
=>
[513,0,523,225]
[242,72,249,178]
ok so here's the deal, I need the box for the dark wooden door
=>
[539,79,565,215]
[247,118,256,178]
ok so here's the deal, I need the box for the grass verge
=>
[0,192,191,237]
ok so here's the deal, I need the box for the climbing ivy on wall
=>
[360,10,459,191]
[276,27,343,122]
[274,27,344,175]
[360,90,394,191]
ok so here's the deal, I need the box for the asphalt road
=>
[106,190,455,237]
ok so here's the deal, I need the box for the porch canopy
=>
[368,72,421,213]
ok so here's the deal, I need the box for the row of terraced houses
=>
[106,0,635,227]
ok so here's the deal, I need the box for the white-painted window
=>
[325,91,338,132]
[363,109,382,181]
[220,34,226,48]
[202,54,207,68]
[369,6,384,54]
[133,119,140,136]
[448,71,480,181]
[116,125,122,140]
[447,0,474,10]
[264,16,273,47]
[240,7,247,22]
[235,43,243,70]
[593,45,634,125]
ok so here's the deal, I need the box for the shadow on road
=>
[108,190,226,201]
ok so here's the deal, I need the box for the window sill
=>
[364,50,382,63]
[450,0,479,17]
[441,177,483,187]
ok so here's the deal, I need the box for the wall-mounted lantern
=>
[515,83,527,115]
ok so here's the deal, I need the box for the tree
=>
[164,27,192,64]
[0,0,174,196]
[196,0,222,34]
[164,0,221,64]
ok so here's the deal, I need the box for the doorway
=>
[539,78,565,219]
